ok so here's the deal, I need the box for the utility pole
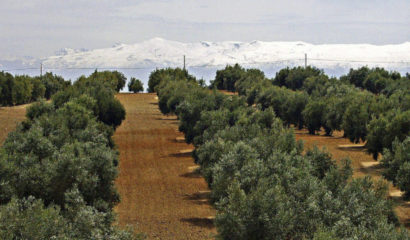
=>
[40,63,43,77]
[183,55,186,70]
[304,53,307,68]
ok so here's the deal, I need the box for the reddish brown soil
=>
[295,128,410,229]
[113,93,216,239]
[0,104,28,145]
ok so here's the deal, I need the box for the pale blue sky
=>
[1,0,409,58]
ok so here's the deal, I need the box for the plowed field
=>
[113,93,216,239]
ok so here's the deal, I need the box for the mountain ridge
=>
[42,38,410,69]
[1,38,409,78]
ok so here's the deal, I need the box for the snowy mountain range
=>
[1,38,409,81]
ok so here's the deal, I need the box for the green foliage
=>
[302,100,328,135]
[30,77,46,101]
[234,68,266,95]
[342,92,376,143]
[0,71,69,106]
[341,67,404,94]
[128,77,144,93]
[148,67,195,92]
[305,146,336,179]
[322,96,349,133]
[0,70,138,238]
[87,70,126,92]
[154,69,407,239]
[211,64,246,91]
[0,194,143,240]
[1,100,119,211]
[52,74,126,129]
[0,72,14,105]
[25,99,54,120]
[156,80,199,114]
[382,138,410,198]
[273,66,322,90]
[303,75,332,96]
[11,76,32,105]
[0,197,69,239]
[40,72,70,99]
[211,64,267,92]
[366,109,410,159]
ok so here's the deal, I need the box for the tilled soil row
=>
[113,93,216,239]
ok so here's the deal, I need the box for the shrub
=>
[87,70,126,92]
[366,109,409,159]
[302,100,328,135]
[41,72,71,99]
[273,66,322,90]
[381,137,410,198]
[0,101,120,212]
[128,77,144,93]
[342,92,376,143]
[211,64,246,91]
[148,68,195,92]
[305,146,335,179]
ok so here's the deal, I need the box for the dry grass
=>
[113,93,216,239]
[295,128,410,229]
[218,90,237,95]
[0,104,28,145]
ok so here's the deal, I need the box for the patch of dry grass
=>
[0,104,28,145]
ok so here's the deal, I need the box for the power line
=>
[1,57,409,72]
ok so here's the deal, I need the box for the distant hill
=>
[1,38,409,81]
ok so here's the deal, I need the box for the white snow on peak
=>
[42,38,410,72]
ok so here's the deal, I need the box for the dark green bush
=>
[128,77,144,93]
[382,137,410,198]
[0,72,69,106]
[148,68,195,92]
[366,109,410,159]
[211,64,246,91]
[273,66,322,90]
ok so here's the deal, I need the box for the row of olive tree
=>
[0,72,141,239]
[340,66,409,95]
[221,64,409,198]
[154,68,408,239]
[0,71,70,106]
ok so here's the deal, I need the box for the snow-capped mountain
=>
[1,38,409,83]
[41,38,410,72]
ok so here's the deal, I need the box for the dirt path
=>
[295,129,410,229]
[113,93,216,239]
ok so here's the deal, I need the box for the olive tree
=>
[128,77,144,93]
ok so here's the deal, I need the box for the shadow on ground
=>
[180,217,214,229]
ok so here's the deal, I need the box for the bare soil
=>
[113,93,216,239]
[295,128,410,229]
[0,104,28,145]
